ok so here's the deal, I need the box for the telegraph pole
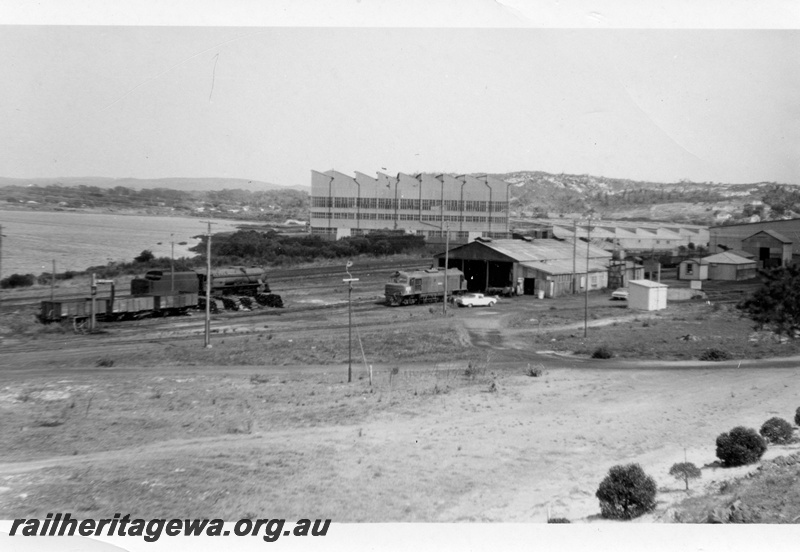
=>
[170,233,175,293]
[571,219,577,294]
[443,223,449,315]
[201,221,216,348]
[0,225,4,309]
[584,220,592,338]
[343,260,358,383]
[51,259,56,302]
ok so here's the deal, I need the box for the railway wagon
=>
[385,268,467,306]
[40,293,199,324]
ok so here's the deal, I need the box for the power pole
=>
[572,219,577,294]
[90,273,97,332]
[0,225,4,309]
[170,233,175,293]
[343,260,359,383]
[584,220,592,338]
[51,259,56,302]
[201,221,216,348]
[443,223,449,315]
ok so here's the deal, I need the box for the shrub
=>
[591,346,613,359]
[698,348,731,361]
[0,273,36,289]
[715,427,767,467]
[595,463,657,520]
[547,517,571,523]
[95,357,114,367]
[668,462,702,491]
[759,417,794,444]
[795,407,800,427]
[526,364,544,377]
[134,249,155,263]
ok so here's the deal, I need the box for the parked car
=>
[455,293,498,308]
[611,288,629,300]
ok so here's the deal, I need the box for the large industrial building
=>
[310,170,511,242]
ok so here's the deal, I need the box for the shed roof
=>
[701,252,757,265]
[436,238,612,262]
[519,259,608,276]
[629,279,668,288]
[743,229,792,243]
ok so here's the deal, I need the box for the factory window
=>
[378,198,396,210]
[312,197,332,208]
[444,200,460,211]
[357,197,377,209]
[334,197,355,208]
[400,199,420,210]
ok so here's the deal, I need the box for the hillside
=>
[2,172,798,226]
[497,171,784,225]
[0,176,302,193]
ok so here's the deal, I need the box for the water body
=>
[0,210,247,276]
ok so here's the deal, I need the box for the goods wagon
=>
[385,268,467,306]
[39,294,199,325]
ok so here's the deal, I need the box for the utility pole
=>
[443,223,449,315]
[343,260,359,383]
[0,225,4,309]
[571,219,577,294]
[51,259,56,302]
[170,233,175,293]
[90,273,97,332]
[201,221,216,348]
[584,219,592,338]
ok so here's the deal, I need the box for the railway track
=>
[0,260,427,312]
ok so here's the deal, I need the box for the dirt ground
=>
[1,275,799,523]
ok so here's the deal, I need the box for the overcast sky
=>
[1,2,798,188]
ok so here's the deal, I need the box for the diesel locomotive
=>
[384,267,467,306]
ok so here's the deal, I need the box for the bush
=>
[759,417,794,444]
[591,346,613,359]
[134,249,155,263]
[795,407,800,427]
[526,364,544,377]
[0,273,36,289]
[698,348,731,361]
[547,517,571,523]
[595,463,657,520]
[715,427,767,467]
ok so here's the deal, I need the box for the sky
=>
[0,1,798,188]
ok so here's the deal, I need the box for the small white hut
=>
[628,279,668,311]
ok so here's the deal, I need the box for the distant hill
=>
[2,171,797,226]
[0,176,305,192]
[491,171,792,225]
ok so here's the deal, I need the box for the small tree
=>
[795,407,800,427]
[134,249,155,263]
[596,463,657,520]
[716,426,767,467]
[738,266,800,337]
[668,462,702,491]
[759,417,794,444]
